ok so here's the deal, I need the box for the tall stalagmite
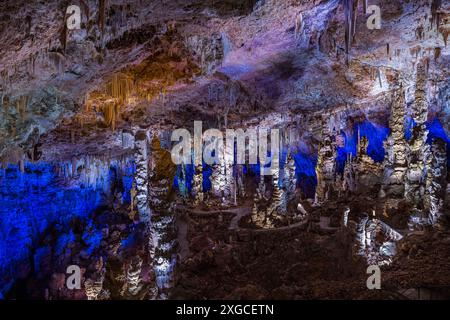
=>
[405,62,430,211]
[382,85,408,197]
[314,122,336,205]
[424,138,447,226]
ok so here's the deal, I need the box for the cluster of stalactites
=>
[101,74,134,131]
[55,155,132,192]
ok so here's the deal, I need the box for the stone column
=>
[405,62,431,211]
[134,130,150,224]
[424,138,447,226]
[382,85,408,196]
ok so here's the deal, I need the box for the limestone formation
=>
[284,151,297,201]
[405,62,431,211]
[126,256,144,297]
[355,215,403,266]
[134,130,150,224]
[193,163,204,206]
[314,124,336,205]
[424,138,447,226]
[382,85,408,196]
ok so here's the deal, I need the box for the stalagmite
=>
[85,278,103,300]
[148,136,177,299]
[405,62,430,211]
[342,207,350,227]
[193,163,204,206]
[85,264,105,301]
[355,215,403,266]
[177,164,188,199]
[382,85,408,196]
[126,256,143,297]
[268,163,286,215]
[134,130,150,224]
[210,137,228,204]
[284,151,297,201]
[223,142,235,205]
[343,154,356,193]
[314,121,336,205]
[424,138,447,226]
[235,164,246,198]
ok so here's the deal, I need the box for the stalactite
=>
[102,102,119,131]
[434,47,441,61]
[431,0,442,31]
[48,52,65,74]
[80,0,90,22]
[107,74,133,104]
[15,96,28,119]
[343,0,359,64]
[60,7,69,54]
[294,12,303,40]
[84,93,91,113]
[377,68,383,88]
[98,0,108,34]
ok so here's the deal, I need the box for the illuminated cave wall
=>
[0,161,134,296]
